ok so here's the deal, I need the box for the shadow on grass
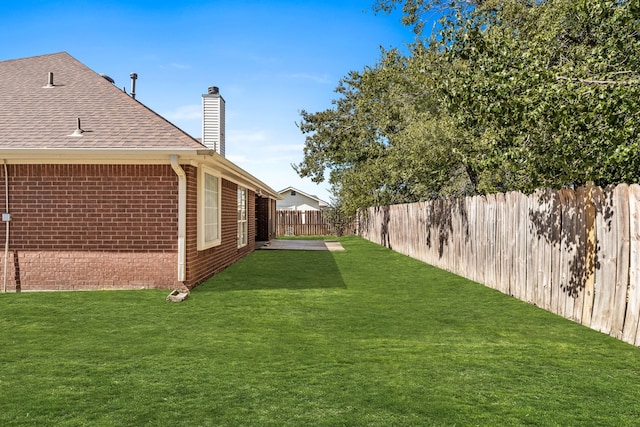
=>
[193,249,346,292]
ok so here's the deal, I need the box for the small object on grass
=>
[166,290,189,302]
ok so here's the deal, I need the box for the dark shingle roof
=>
[0,52,205,149]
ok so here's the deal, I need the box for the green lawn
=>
[1,236,640,426]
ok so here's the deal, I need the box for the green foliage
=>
[435,0,640,191]
[295,0,640,212]
[296,47,479,216]
[322,192,356,236]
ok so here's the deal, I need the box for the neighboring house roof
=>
[278,186,330,208]
[0,52,281,200]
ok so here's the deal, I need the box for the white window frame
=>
[237,186,248,248]
[197,166,221,250]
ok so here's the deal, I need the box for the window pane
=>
[204,173,219,244]
[237,187,248,247]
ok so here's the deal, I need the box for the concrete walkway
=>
[256,240,345,252]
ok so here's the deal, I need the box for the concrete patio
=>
[256,240,345,252]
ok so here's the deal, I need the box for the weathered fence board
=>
[557,189,572,319]
[542,189,555,311]
[485,194,497,290]
[573,186,587,325]
[515,192,529,301]
[549,190,563,315]
[591,186,615,334]
[506,192,519,297]
[496,193,509,294]
[582,184,597,327]
[612,184,630,339]
[476,196,486,285]
[625,185,640,345]
[467,196,477,283]
[526,191,539,305]
[358,182,640,347]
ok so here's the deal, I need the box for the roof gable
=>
[0,52,205,150]
[278,186,329,207]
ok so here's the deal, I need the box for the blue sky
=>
[1,0,415,203]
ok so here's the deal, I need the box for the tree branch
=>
[556,75,639,85]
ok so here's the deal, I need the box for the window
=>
[238,187,248,248]
[290,190,296,196]
[198,167,221,250]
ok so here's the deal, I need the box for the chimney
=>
[202,86,225,157]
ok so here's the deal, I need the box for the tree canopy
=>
[295,0,640,215]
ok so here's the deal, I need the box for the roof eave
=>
[0,147,202,162]
[192,149,282,200]
[0,147,282,200]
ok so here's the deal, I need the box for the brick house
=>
[0,52,279,291]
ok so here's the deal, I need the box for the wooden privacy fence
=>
[276,210,326,236]
[358,183,640,347]
[277,210,357,237]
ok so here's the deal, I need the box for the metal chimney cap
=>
[208,86,219,95]
[130,73,138,99]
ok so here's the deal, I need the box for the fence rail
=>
[358,183,640,347]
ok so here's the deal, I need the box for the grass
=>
[1,236,640,426]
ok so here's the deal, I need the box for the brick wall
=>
[5,164,178,251]
[0,164,180,291]
[184,166,256,288]
[0,250,179,291]
[0,163,261,292]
